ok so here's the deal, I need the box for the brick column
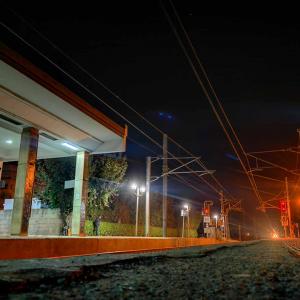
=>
[11,127,39,236]
[71,151,89,236]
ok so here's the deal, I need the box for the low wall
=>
[0,209,62,236]
[0,236,224,259]
[0,209,198,237]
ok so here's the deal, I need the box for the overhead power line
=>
[0,19,221,198]
[0,9,235,200]
[160,0,263,207]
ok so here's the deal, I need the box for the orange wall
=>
[0,237,224,260]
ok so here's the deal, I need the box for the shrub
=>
[84,220,190,237]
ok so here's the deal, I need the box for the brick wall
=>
[0,209,63,236]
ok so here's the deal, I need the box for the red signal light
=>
[280,200,287,213]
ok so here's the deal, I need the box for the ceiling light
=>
[62,142,79,151]
[5,140,13,144]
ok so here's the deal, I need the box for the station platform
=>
[0,236,226,260]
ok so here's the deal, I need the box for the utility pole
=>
[285,177,294,238]
[162,134,168,237]
[182,213,185,237]
[283,225,287,238]
[187,207,190,238]
[253,216,257,239]
[226,214,231,240]
[135,187,140,236]
[238,224,242,241]
[145,156,151,236]
[145,152,212,238]
[220,191,226,239]
[296,129,300,170]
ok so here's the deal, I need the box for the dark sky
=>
[2,2,300,235]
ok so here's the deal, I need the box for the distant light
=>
[131,183,137,190]
[184,204,189,210]
[214,215,218,219]
[62,142,79,151]
[5,140,13,144]
[272,232,279,239]
[140,186,146,193]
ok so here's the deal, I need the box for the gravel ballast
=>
[2,240,300,299]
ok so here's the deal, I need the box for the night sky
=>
[2,2,300,235]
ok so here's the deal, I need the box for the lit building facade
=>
[0,43,127,236]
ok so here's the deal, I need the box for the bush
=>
[84,220,192,237]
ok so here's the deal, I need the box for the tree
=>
[34,157,75,231]
[87,155,127,235]
[34,155,127,235]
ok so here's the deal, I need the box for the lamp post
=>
[214,214,218,227]
[181,204,190,238]
[131,183,145,236]
[214,214,218,239]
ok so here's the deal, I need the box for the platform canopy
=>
[0,44,127,162]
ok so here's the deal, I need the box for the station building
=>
[0,43,127,236]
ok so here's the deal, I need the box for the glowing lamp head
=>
[140,186,146,193]
[131,183,137,190]
[214,215,218,219]
[183,204,189,211]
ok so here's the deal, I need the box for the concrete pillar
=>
[0,161,3,180]
[71,151,89,236]
[11,127,39,236]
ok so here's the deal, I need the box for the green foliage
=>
[34,157,75,228]
[34,155,127,233]
[84,220,188,237]
[87,156,127,226]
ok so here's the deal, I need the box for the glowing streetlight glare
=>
[272,232,279,239]
[214,214,218,219]
[140,186,146,193]
[131,183,137,190]
[183,204,189,210]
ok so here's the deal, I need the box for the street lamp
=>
[181,204,190,238]
[130,182,145,236]
[214,214,218,228]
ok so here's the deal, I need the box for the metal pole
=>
[285,177,293,238]
[296,129,300,170]
[145,156,151,236]
[226,209,231,240]
[224,214,227,239]
[135,188,140,236]
[220,191,225,239]
[215,217,218,239]
[284,226,287,238]
[253,216,257,239]
[182,215,185,238]
[162,134,168,237]
[187,210,190,238]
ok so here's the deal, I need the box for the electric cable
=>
[0,7,236,201]
[160,0,265,208]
